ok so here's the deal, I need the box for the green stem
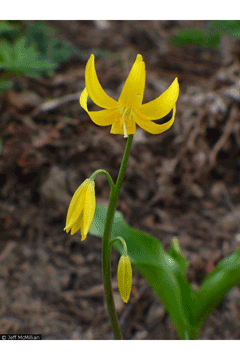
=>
[90,169,115,191]
[109,237,128,256]
[102,134,133,340]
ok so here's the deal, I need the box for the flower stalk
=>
[102,134,133,340]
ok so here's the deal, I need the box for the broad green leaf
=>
[195,248,240,326]
[138,261,199,339]
[90,205,197,339]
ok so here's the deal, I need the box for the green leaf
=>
[90,205,197,339]
[13,38,57,75]
[0,21,21,39]
[170,28,221,49]
[211,20,240,39]
[0,21,81,79]
[0,38,57,76]
[0,40,15,65]
[168,237,189,276]
[47,38,79,64]
[25,21,80,66]
[195,248,240,326]
[25,21,50,56]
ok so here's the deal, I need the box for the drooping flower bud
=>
[64,179,96,241]
[117,254,132,303]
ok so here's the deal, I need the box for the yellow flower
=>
[117,254,132,303]
[64,179,96,241]
[80,54,179,138]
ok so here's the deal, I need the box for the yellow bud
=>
[117,254,132,303]
[64,178,96,241]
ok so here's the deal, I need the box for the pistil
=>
[121,107,132,138]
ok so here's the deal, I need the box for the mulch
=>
[0,20,240,339]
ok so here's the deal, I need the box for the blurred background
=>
[0,20,240,339]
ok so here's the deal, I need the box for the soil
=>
[0,20,240,340]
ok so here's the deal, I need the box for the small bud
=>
[117,254,132,303]
[172,237,180,252]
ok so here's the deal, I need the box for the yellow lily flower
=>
[64,179,96,241]
[117,254,132,303]
[80,54,179,137]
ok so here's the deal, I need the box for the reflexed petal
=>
[79,87,89,113]
[89,108,121,126]
[85,54,118,109]
[80,88,121,126]
[80,87,121,126]
[134,105,176,134]
[64,180,89,230]
[140,78,179,120]
[118,54,146,109]
[81,181,96,240]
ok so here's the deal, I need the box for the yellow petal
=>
[70,213,83,235]
[89,108,121,126]
[80,88,121,126]
[79,87,89,113]
[64,179,89,231]
[81,180,96,241]
[125,114,136,136]
[118,54,146,109]
[134,105,176,134]
[140,78,179,120]
[117,254,132,303]
[110,118,124,135]
[85,54,118,109]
